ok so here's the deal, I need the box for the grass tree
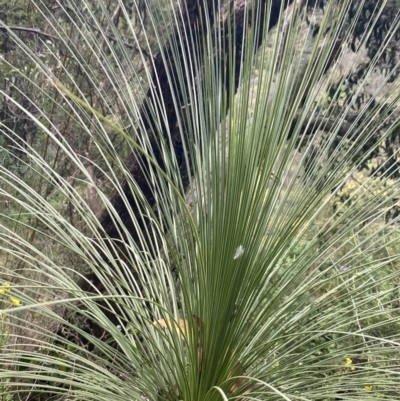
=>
[1,0,400,400]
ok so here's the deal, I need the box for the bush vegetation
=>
[0,1,400,400]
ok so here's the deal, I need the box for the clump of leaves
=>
[0,1,400,401]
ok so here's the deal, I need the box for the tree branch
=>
[0,26,56,40]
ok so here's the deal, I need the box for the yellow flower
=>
[344,357,355,371]
[364,385,373,391]
[0,281,11,294]
[10,297,21,306]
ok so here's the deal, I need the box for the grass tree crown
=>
[0,1,399,400]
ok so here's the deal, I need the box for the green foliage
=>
[0,282,20,401]
[0,1,400,401]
